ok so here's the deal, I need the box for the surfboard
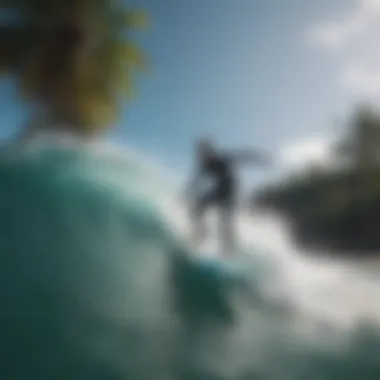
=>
[195,255,245,281]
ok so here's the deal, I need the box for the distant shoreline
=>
[252,168,380,259]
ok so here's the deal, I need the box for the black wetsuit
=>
[191,153,237,255]
[194,153,236,212]
[190,148,265,254]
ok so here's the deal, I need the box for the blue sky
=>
[1,0,380,190]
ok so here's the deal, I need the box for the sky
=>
[1,0,380,191]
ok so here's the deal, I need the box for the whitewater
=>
[0,134,380,380]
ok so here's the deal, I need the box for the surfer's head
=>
[196,138,215,160]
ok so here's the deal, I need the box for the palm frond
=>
[0,0,149,133]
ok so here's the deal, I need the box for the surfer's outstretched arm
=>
[229,150,272,167]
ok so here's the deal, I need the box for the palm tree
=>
[0,0,148,138]
[337,105,380,170]
[336,105,380,236]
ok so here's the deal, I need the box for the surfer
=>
[187,138,271,257]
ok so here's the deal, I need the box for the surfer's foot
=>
[192,230,207,247]
[220,252,231,260]
[220,246,235,260]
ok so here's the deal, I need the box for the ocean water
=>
[0,136,379,380]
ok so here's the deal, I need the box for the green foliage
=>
[337,104,380,170]
[0,0,148,134]
[255,105,380,253]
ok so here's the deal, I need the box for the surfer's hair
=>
[196,137,214,150]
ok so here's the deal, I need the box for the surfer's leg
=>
[219,201,235,257]
[191,194,212,247]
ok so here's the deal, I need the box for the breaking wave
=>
[0,135,379,379]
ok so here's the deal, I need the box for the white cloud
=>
[307,0,380,102]
[280,136,334,170]
[308,0,380,49]
[342,63,380,97]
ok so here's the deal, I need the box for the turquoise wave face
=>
[0,140,380,380]
[0,140,237,379]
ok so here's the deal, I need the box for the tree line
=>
[254,105,380,255]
